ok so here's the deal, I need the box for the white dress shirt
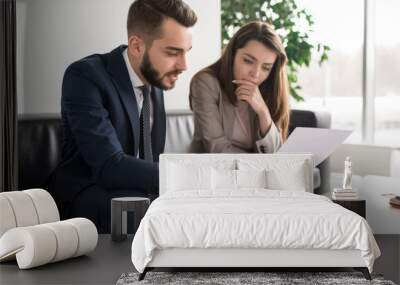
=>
[122,48,154,130]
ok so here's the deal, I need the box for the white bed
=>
[131,154,380,280]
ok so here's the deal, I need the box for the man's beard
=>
[140,51,180,90]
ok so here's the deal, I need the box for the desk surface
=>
[0,235,134,285]
[330,173,400,234]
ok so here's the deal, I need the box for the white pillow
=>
[266,162,307,191]
[237,158,309,191]
[212,168,237,191]
[211,169,268,191]
[236,169,268,189]
[167,162,212,191]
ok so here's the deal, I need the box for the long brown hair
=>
[191,21,290,140]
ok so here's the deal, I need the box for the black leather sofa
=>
[18,110,331,198]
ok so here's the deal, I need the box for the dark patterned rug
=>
[116,271,396,285]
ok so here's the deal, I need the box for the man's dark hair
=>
[127,0,197,40]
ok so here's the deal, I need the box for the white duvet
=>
[131,190,380,273]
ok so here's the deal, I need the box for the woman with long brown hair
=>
[189,21,290,153]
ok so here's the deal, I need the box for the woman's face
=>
[233,40,277,86]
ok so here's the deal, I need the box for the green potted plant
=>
[221,0,330,101]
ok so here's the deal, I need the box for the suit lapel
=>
[106,45,140,155]
[151,87,166,161]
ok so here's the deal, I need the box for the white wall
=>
[330,142,400,235]
[330,144,399,235]
[16,0,221,114]
[164,1,220,110]
[331,144,397,177]
[330,173,400,234]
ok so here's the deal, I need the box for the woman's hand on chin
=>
[233,79,271,115]
[233,79,273,136]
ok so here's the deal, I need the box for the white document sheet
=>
[277,127,352,166]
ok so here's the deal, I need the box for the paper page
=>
[277,127,352,166]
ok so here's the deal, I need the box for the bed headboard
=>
[159,153,314,195]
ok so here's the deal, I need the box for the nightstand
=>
[332,199,366,218]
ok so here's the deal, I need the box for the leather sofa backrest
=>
[18,114,62,190]
[18,110,330,191]
[164,110,194,153]
[164,109,331,153]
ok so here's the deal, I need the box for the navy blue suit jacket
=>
[51,45,166,207]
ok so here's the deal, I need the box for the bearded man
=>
[49,0,197,233]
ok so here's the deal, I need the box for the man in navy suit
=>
[49,0,197,233]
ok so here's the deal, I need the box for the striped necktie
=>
[139,85,153,162]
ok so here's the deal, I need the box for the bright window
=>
[374,0,400,147]
[292,0,364,143]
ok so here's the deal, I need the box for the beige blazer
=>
[189,71,282,153]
